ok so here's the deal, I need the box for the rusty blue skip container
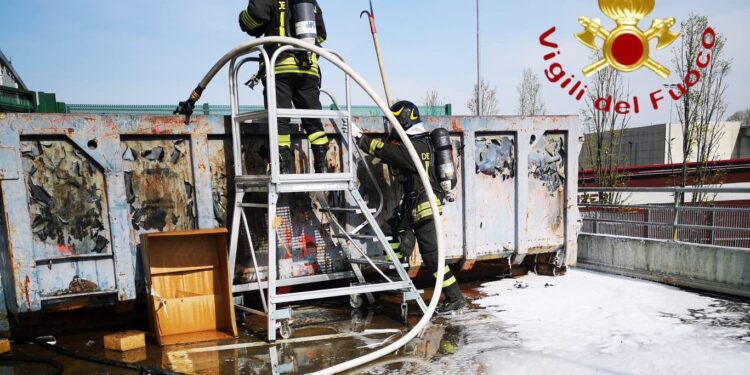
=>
[0,113,580,326]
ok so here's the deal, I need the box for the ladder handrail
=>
[319,88,385,219]
[229,47,270,178]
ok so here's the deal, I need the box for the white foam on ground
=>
[475,269,750,374]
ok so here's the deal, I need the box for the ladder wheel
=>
[350,294,364,309]
[279,320,293,340]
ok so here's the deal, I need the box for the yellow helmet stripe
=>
[410,109,419,121]
[392,106,405,116]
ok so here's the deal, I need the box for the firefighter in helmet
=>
[351,101,467,314]
[239,0,329,173]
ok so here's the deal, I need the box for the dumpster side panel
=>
[0,113,580,315]
[473,133,516,257]
[121,137,198,289]
[526,132,567,253]
[436,135,465,258]
[18,138,118,299]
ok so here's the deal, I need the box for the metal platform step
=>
[270,281,413,304]
[348,258,409,269]
[235,108,350,124]
[236,173,355,193]
[332,233,381,241]
[320,207,377,214]
[232,271,355,293]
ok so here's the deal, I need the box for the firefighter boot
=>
[312,144,329,173]
[279,146,294,174]
[437,283,467,315]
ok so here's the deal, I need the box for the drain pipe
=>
[180,36,445,374]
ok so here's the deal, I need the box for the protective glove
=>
[174,99,195,124]
[350,120,363,139]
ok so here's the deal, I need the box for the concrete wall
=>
[735,126,750,159]
[577,234,750,298]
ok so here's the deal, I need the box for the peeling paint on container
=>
[19,137,117,299]
[122,138,196,233]
[208,138,231,227]
[475,136,515,179]
[526,133,566,253]
[21,139,112,257]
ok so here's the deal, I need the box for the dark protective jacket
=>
[358,133,444,226]
[239,0,327,77]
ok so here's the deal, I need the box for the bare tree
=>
[467,79,498,116]
[581,52,630,204]
[671,14,731,203]
[728,107,750,126]
[517,68,547,116]
[422,89,444,116]
[423,90,442,107]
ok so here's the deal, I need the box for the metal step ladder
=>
[225,43,426,342]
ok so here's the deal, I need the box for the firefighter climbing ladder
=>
[223,41,427,342]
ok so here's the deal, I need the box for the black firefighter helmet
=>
[387,101,421,140]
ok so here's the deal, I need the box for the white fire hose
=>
[187,36,445,374]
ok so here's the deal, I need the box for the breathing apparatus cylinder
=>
[430,128,457,200]
[293,0,317,69]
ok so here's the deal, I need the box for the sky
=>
[1,0,749,126]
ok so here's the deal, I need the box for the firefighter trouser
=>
[263,74,329,149]
[395,218,463,302]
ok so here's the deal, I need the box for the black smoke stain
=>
[124,172,135,204]
[141,146,164,162]
[170,148,181,164]
[93,235,109,253]
[29,180,54,207]
[140,208,168,231]
[22,140,112,254]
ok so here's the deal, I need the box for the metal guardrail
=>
[579,187,750,249]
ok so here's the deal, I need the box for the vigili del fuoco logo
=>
[538,0,718,116]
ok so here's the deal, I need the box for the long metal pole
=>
[663,83,679,240]
[362,1,392,107]
[476,0,481,116]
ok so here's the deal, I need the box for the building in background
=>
[0,48,67,113]
[580,122,750,204]
[0,48,35,112]
[580,122,749,170]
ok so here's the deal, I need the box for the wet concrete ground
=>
[1,269,749,374]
